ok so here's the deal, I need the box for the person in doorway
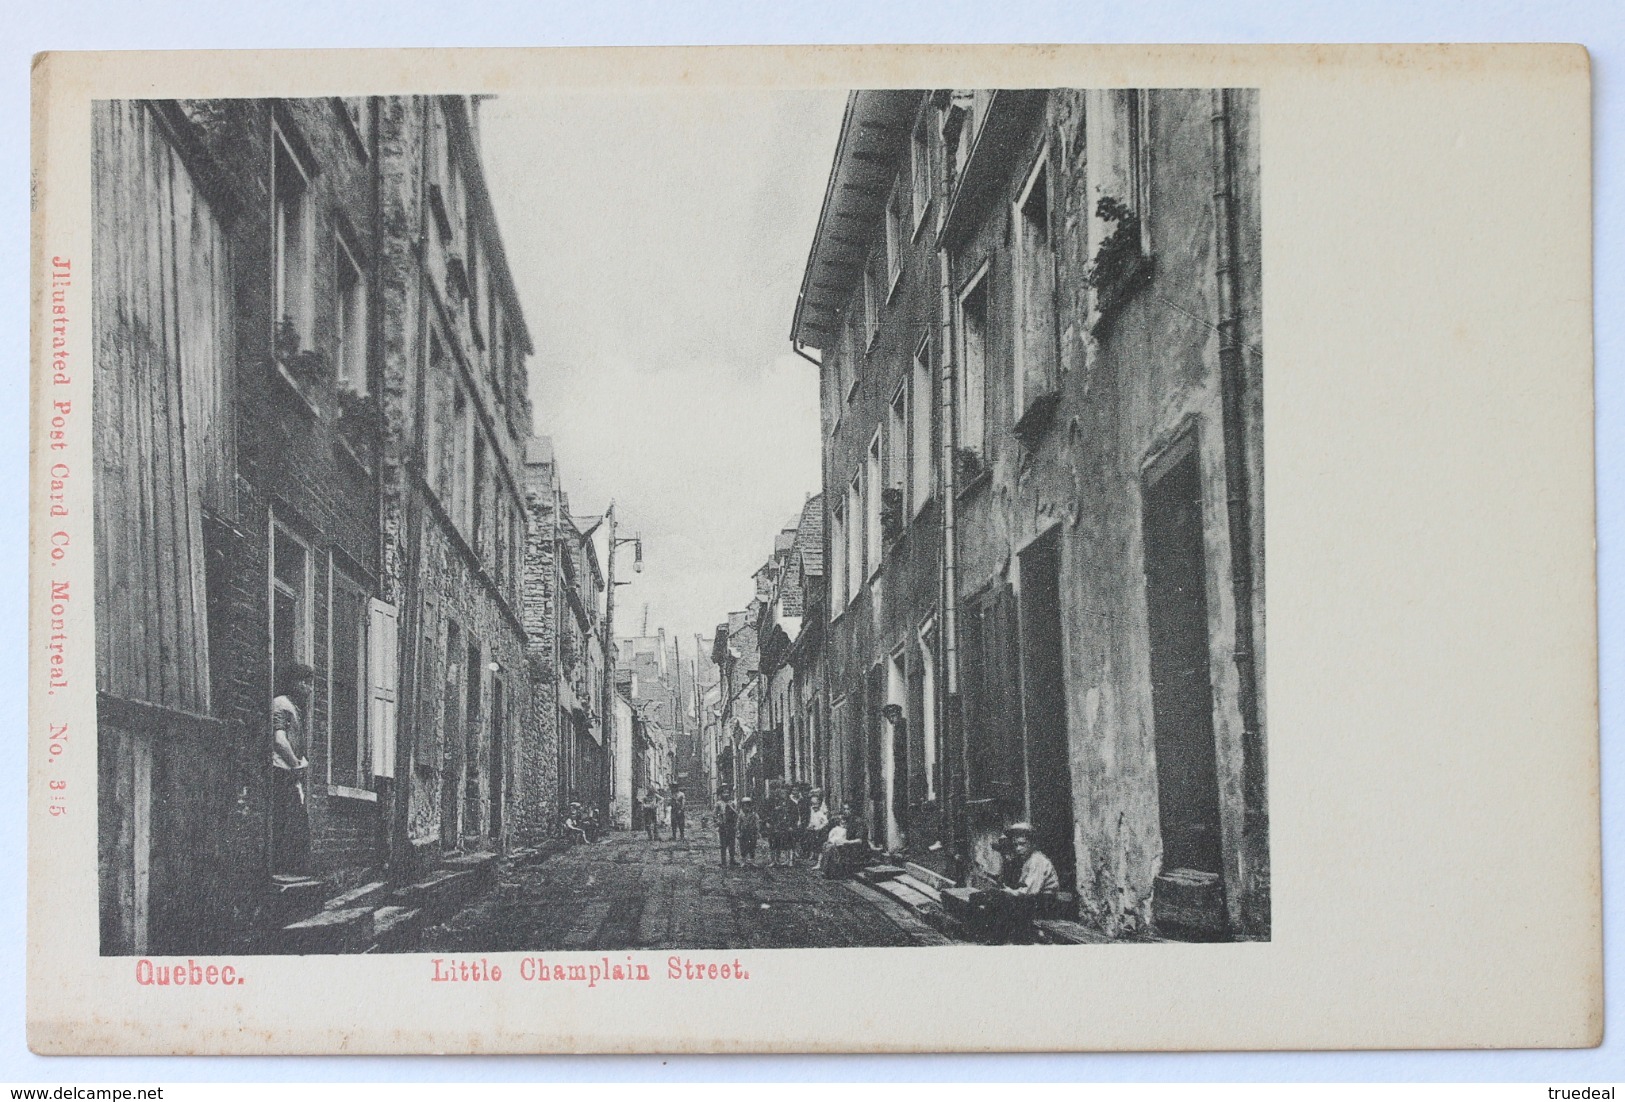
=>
[998,821,1061,942]
[670,788,687,840]
[715,788,739,867]
[1001,822,1061,900]
[737,797,761,867]
[270,663,315,877]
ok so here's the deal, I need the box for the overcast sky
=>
[479,89,845,653]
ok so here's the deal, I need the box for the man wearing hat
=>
[1002,822,1060,899]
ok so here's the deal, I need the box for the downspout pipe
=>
[1210,88,1267,933]
[935,117,968,885]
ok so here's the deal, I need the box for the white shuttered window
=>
[368,598,399,780]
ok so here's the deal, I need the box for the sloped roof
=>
[791,91,925,351]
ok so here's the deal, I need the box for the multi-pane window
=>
[911,336,933,514]
[270,521,311,701]
[845,310,862,401]
[1126,89,1151,254]
[328,565,370,790]
[467,229,482,345]
[335,233,366,393]
[845,475,862,605]
[885,178,905,293]
[425,331,445,487]
[865,432,882,575]
[272,128,313,350]
[335,97,372,154]
[453,386,471,532]
[946,89,995,185]
[910,111,932,233]
[886,383,908,536]
[511,512,525,606]
[1014,151,1058,418]
[1085,88,1153,289]
[958,270,989,461]
[490,308,506,406]
[472,433,488,560]
[830,500,847,617]
[863,257,881,350]
[917,619,938,802]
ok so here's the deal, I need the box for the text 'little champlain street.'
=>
[429,955,753,987]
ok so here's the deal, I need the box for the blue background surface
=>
[2,0,1617,1083]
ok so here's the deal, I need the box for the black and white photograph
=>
[87,86,1266,960]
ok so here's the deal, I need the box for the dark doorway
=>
[1142,438,1224,876]
[489,676,504,842]
[464,641,483,841]
[440,620,462,851]
[1019,527,1077,892]
[865,665,886,842]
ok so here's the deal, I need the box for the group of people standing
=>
[712,784,863,870]
[638,786,687,841]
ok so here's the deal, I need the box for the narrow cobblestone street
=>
[418,826,939,951]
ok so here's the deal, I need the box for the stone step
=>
[280,905,374,954]
[393,867,482,920]
[262,875,328,927]
[843,881,955,947]
[874,877,942,918]
[368,905,424,953]
[323,880,389,912]
[855,864,907,886]
[893,873,942,905]
[903,862,956,893]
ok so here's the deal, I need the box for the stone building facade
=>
[790,89,1266,939]
[710,608,761,799]
[521,436,608,839]
[373,95,535,871]
[619,633,680,817]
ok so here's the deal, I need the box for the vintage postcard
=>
[27,45,1598,1053]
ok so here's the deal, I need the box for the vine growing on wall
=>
[1083,196,1142,292]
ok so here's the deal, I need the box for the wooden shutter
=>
[368,598,399,779]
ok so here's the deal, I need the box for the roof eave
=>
[790,90,925,352]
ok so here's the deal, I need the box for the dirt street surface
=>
[419,826,936,952]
